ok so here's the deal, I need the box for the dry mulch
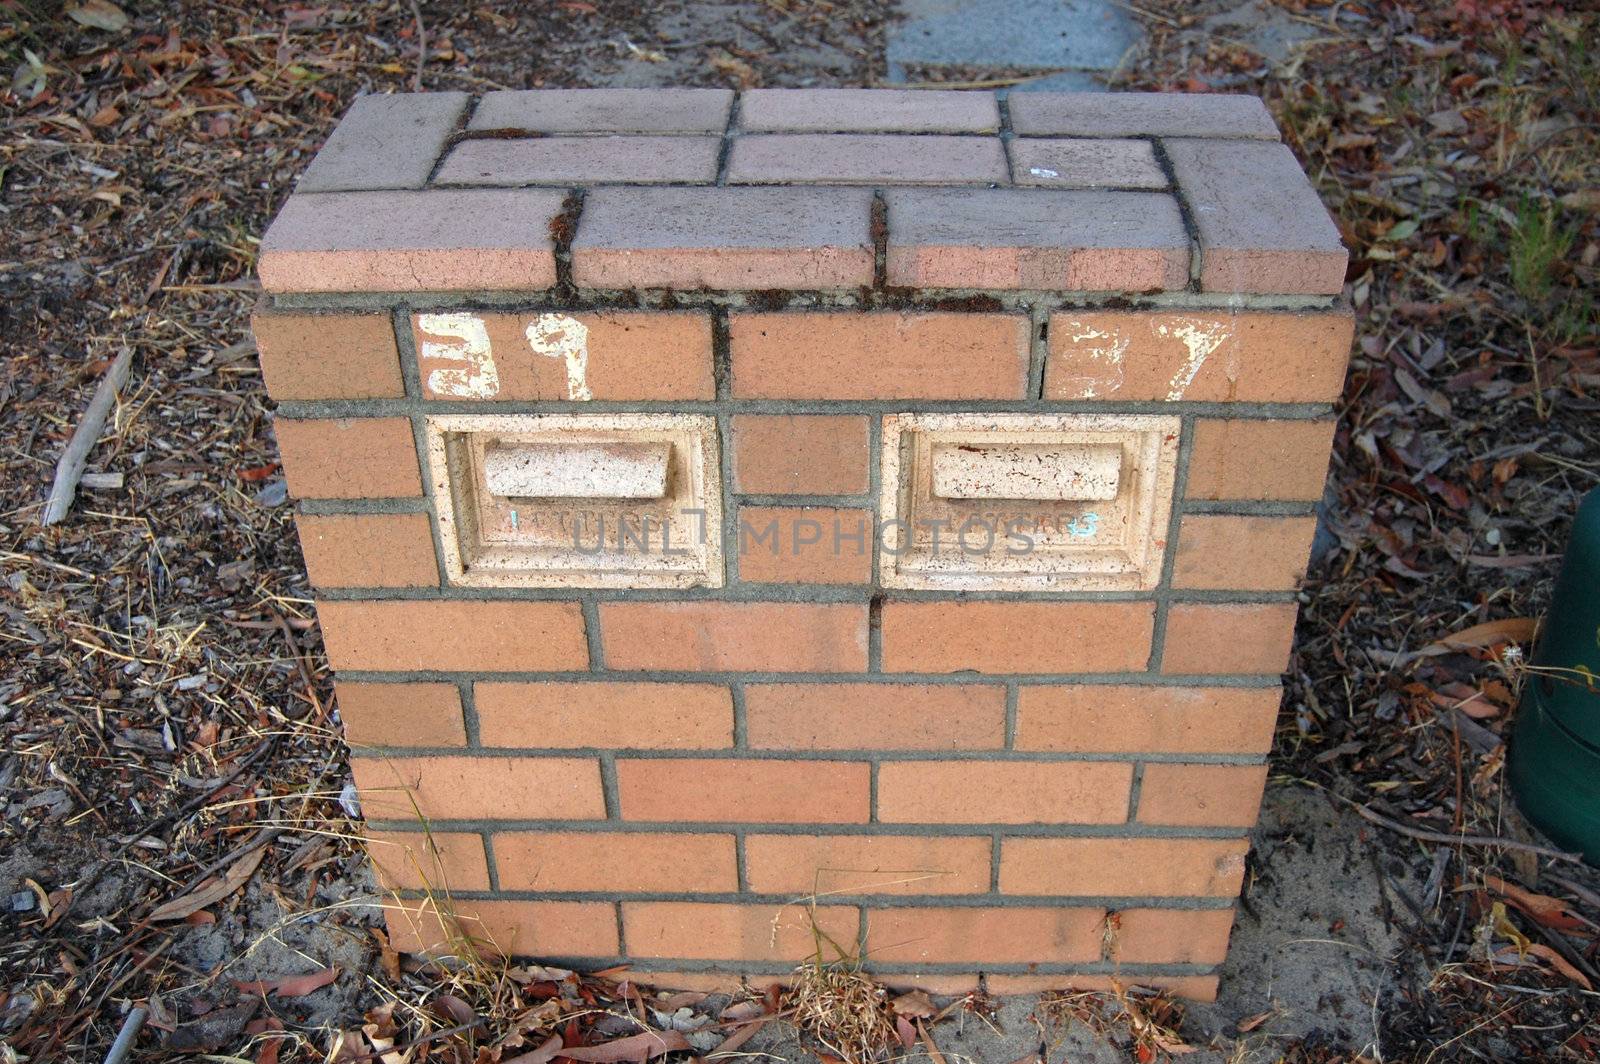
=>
[2,0,1599,1061]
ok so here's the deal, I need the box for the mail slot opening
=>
[930,443,1122,501]
[483,441,673,501]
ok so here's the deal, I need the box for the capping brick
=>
[470,88,735,133]
[250,310,403,400]
[258,189,563,294]
[474,682,733,750]
[1000,837,1250,897]
[736,506,873,585]
[1163,139,1348,295]
[740,88,1000,133]
[744,834,992,895]
[622,902,859,962]
[435,135,722,186]
[336,682,467,749]
[295,513,439,588]
[494,832,738,893]
[412,311,713,401]
[387,896,619,958]
[1044,311,1355,402]
[351,755,605,821]
[1161,603,1299,676]
[570,186,873,290]
[1014,685,1280,756]
[1136,763,1270,828]
[867,906,1105,964]
[884,189,1189,291]
[1186,418,1337,501]
[297,92,468,193]
[317,600,588,672]
[730,415,870,495]
[727,133,1007,185]
[1111,908,1237,965]
[598,602,868,672]
[730,312,1030,400]
[1172,515,1319,591]
[1010,138,1167,190]
[1009,92,1279,139]
[880,601,1154,674]
[366,830,490,891]
[876,761,1134,824]
[616,759,871,824]
[273,418,421,500]
[745,683,1006,751]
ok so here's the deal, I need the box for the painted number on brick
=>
[416,312,593,401]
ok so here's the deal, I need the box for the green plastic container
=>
[1509,485,1600,866]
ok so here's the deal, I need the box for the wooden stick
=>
[102,1006,146,1064]
[42,348,133,526]
[1348,801,1583,863]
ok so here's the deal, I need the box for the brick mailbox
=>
[254,88,1350,999]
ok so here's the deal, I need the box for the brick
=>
[1164,139,1347,295]
[336,682,466,748]
[1009,92,1279,139]
[731,415,870,495]
[999,837,1250,897]
[298,92,468,193]
[412,311,713,401]
[251,310,403,400]
[615,759,870,824]
[1044,311,1354,402]
[1010,138,1167,189]
[1014,685,1280,756]
[1172,515,1318,591]
[885,189,1188,291]
[730,312,1030,400]
[623,902,859,962]
[876,761,1133,824]
[745,834,991,895]
[745,683,1005,751]
[274,417,421,499]
[570,187,873,290]
[258,189,562,293]
[317,600,588,672]
[736,506,872,585]
[1137,764,1269,827]
[867,906,1104,964]
[295,513,439,588]
[599,602,867,672]
[474,682,732,750]
[880,601,1154,674]
[1111,907,1237,965]
[727,134,1007,185]
[739,89,999,132]
[365,830,490,891]
[494,831,737,893]
[985,974,1220,1001]
[469,88,733,133]
[1186,419,1337,501]
[1161,603,1299,676]
[387,896,618,958]
[435,136,722,186]
[351,755,605,821]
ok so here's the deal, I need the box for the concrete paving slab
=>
[887,0,1140,86]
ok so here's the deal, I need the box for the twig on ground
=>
[101,1006,146,1064]
[42,347,132,526]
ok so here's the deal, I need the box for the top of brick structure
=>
[260,89,1347,298]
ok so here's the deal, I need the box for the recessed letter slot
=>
[930,444,1121,501]
[483,441,672,500]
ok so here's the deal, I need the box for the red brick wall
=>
[253,88,1351,1001]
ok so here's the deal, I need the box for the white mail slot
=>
[930,443,1122,501]
[483,441,672,499]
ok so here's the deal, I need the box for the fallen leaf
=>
[1423,617,1539,654]
[916,1020,948,1064]
[1484,875,1589,933]
[233,966,339,998]
[149,846,265,921]
[554,1029,690,1061]
[66,0,129,31]
[891,989,936,1018]
[504,1033,564,1064]
[1525,943,1594,990]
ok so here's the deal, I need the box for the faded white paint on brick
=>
[1052,319,1128,399]
[526,314,593,401]
[1157,317,1230,401]
[417,311,501,398]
